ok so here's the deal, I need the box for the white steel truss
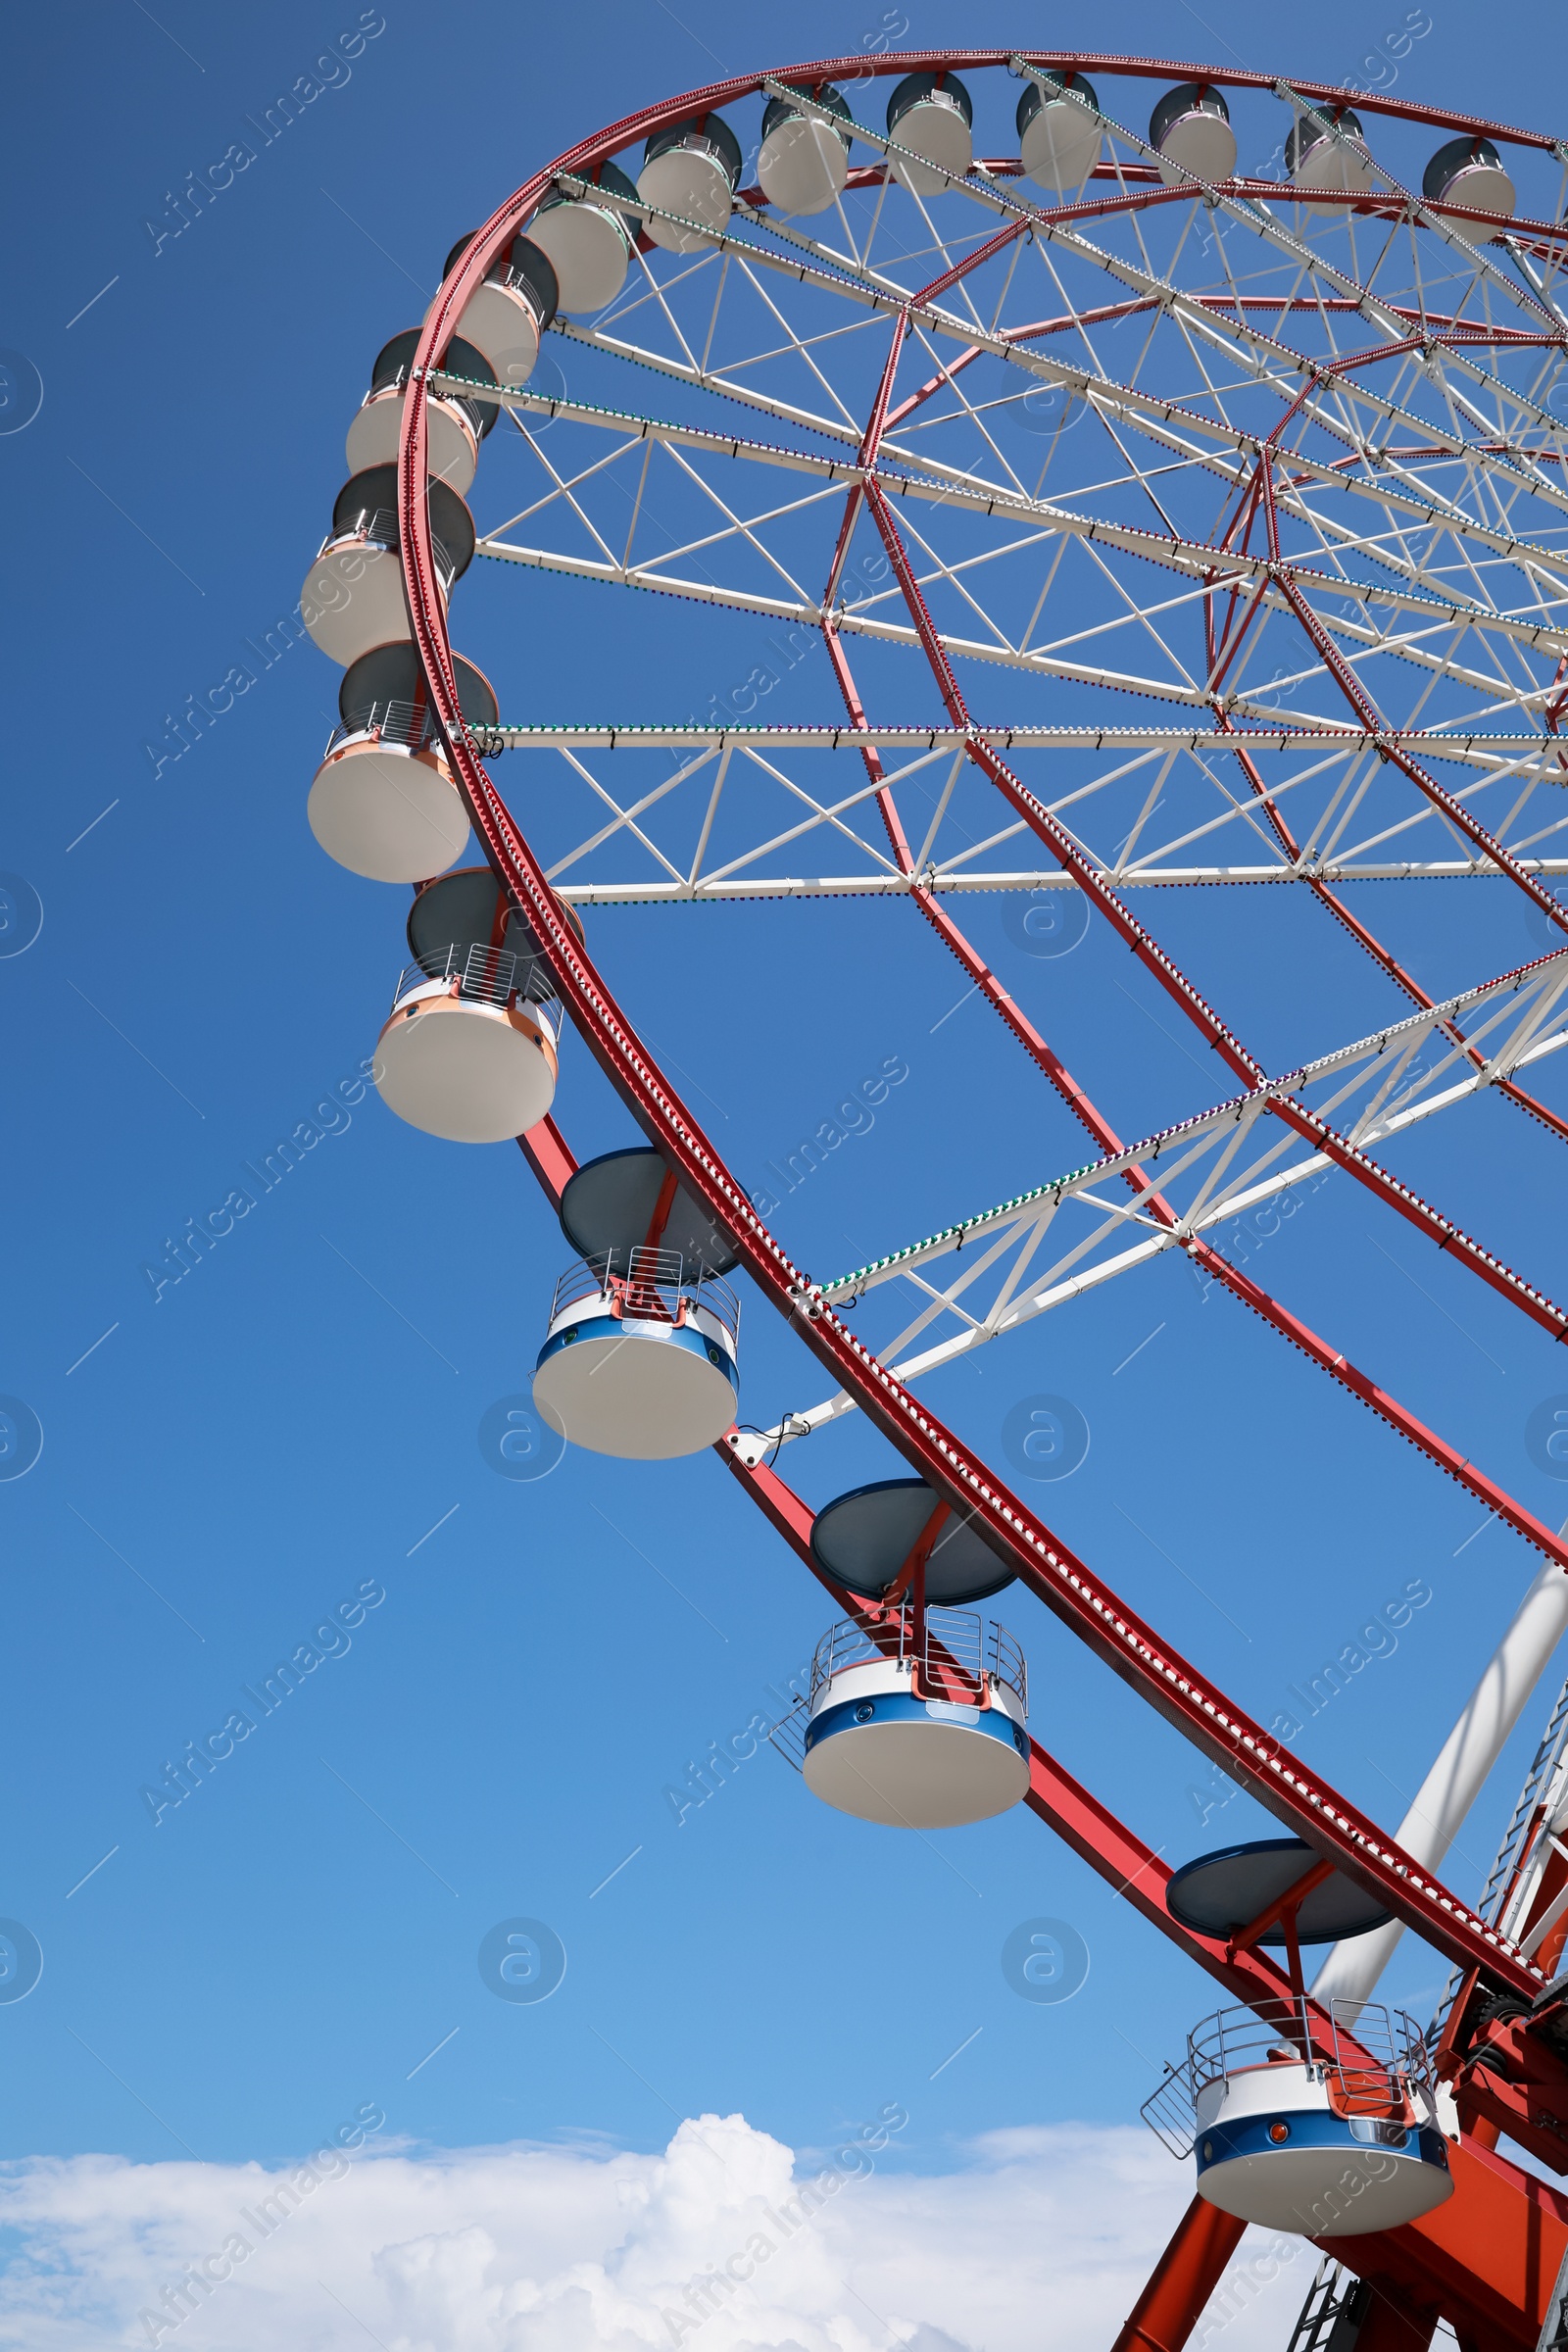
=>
[734,949,1568,1457]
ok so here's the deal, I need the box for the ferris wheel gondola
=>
[1284,105,1374,194]
[1149,81,1236,184]
[1424,133,1517,218]
[885,70,973,192]
[798,1479,1028,1829]
[532,1149,742,1458]
[307,642,494,883]
[758,82,854,215]
[1015,70,1102,192]
[435,231,560,384]
[303,465,474,668]
[345,329,498,491]
[527,161,642,311]
[638,116,743,249]
[1146,1839,1455,2234]
[373,868,575,1143]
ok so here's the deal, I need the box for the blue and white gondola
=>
[1144,1839,1456,2234]
[1190,2047,1452,2233]
[799,1480,1028,1829]
[532,1149,742,1458]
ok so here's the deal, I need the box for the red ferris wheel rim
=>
[385,52,1568,2006]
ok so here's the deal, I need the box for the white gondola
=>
[1149,82,1237,185]
[344,329,499,492]
[1423,134,1516,220]
[373,868,572,1142]
[638,116,742,252]
[1285,105,1374,195]
[301,466,473,668]
[432,233,560,385]
[532,1147,743,1458]
[1016,70,1102,193]
[307,642,494,883]
[1142,1840,1456,2235]
[527,161,642,313]
[758,83,853,216]
[885,71,972,194]
[376,957,561,1142]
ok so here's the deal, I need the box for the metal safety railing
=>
[808,1603,1027,1715]
[317,509,463,586]
[321,502,399,548]
[391,942,563,1027]
[322,701,503,764]
[546,1245,740,1350]
[766,1698,809,1773]
[326,698,432,758]
[1141,1997,1432,2159]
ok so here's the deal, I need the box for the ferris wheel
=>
[300,46,1568,2352]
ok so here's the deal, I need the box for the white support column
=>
[1311,1541,1568,2009]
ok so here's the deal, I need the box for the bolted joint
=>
[789,1284,825,1322]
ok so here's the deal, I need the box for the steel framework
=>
[345,44,1568,2352]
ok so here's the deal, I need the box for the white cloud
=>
[0,2113,1315,2352]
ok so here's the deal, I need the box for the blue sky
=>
[3,0,1568,2261]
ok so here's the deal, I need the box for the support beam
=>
[1350,2289,1439,2352]
[1110,2198,1246,2352]
[1314,1550,1568,2010]
[1316,2135,1568,2351]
